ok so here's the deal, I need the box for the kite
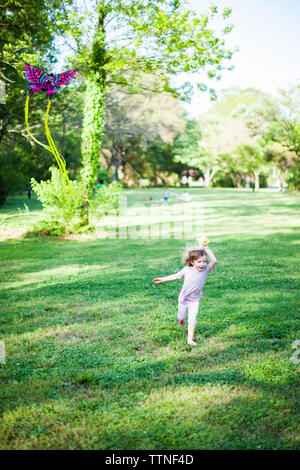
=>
[24,64,100,208]
[25,64,77,97]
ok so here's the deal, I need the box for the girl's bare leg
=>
[187,302,199,345]
[187,323,197,345]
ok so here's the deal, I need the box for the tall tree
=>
[63,0,235,222]
[233,83,300,189]
[0,1,74,203]
[102,74,186,181]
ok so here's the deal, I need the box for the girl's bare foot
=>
[187,340,197,346]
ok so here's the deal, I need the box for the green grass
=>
[0,188,299,449]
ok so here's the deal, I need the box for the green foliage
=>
[67,0,236,224]
[0,1,81,198]
[213,172,234,188]
[230,85,300,189]
[30,167,85,235]
[80,75,105,196]
[95,181,123,215]
[174,118,222,186]
[101,75,186,183]
[287,165,300,191]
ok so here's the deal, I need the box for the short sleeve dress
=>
[175,265,210,303]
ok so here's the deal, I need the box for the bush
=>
[287,165,300,191]
[30,167,85,235]
[29,169,124,236]
[213,173,234,188]
[95,181,123,216]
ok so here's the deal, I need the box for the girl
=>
[153,242,217,346]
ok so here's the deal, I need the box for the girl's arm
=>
[153,273,179,284]
[202,243,217,271]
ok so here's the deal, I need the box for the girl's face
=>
[191,256,207,271]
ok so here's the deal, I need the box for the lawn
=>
[0,188,299,450]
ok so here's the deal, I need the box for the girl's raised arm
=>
[202,243,217,271]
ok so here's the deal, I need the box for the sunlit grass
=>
[0,188,299,449]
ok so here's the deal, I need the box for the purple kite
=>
[25,64,77,97]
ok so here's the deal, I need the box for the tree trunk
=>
[79,3,106,226]
[236,173,242,190]
[279,172,285,192]
[203,166,217,187]
[80,75,105,225]
[245,174,250,189]
[112,158,119,181]
[254,170,260,191]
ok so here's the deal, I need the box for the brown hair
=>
[183,249,207,266]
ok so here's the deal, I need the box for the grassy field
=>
[0,188,299,450]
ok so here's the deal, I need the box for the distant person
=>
[163,189,170,201]
[178,191,192,202]
[27,188,32,199]
[19,189,23,196]
[153,241,217,346]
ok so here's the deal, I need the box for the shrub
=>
[30,168,124,235]
[287,165,300,191]
[95,181,123,216]
[30,167,85,235]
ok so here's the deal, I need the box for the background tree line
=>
[1,1,299,228]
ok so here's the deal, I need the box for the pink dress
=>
[175,265,210,303]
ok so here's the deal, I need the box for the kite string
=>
[25,95,52,152]
[44,99,73,205]
[25,94,103,209]
[44,99,74,207]
[43,99,101,209]
[25,94,73,208]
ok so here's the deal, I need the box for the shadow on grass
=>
[0,230,299,448]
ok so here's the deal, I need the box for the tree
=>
[175,113,260,188]
[233,84,300,189]
[174,118,217,187]
[264,142,297,192]
[234,144,266,190]
[198,88,273,188]
[264,83,300,158]
[0,1,75,202]
[62,0,235,223]
[101,74,186,182]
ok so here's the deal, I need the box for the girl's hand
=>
[198,237,209,248]
[153,278,163,284]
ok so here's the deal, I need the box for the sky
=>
[56,1,300,117]
[182,0,300,116]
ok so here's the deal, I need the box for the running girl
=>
[153,242,217,346]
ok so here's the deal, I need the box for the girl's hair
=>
[183,249,207,266]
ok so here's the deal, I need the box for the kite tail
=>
[25,94,71,207]
[25,94,101,210]
[45,99,100,210]
[25,95,52,152]
[44,99,75,207]
[45,99,94,209]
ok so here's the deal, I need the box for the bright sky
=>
[183,0,300,116]
[56,1,300,117]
